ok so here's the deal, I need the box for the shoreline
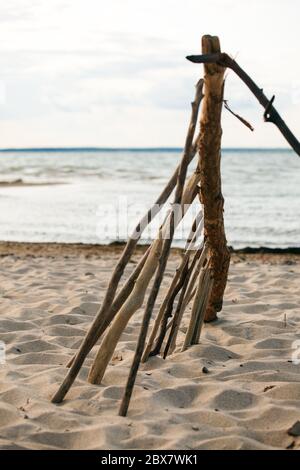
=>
[0,241,299,262]
[0,180,67,187]
[0,147,293,152]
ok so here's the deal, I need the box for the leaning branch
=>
[186,52,300,157]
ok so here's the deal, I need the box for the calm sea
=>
[0,148,299,249]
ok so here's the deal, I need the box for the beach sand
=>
[0,242,299,450]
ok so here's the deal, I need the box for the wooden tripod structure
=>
[51,34,300,416]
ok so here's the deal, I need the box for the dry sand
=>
[0,242,299,450]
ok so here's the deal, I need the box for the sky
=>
[0,0,300,148]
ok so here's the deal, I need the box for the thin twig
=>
[224,100,254,131]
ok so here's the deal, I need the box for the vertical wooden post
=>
[198,35,230,322]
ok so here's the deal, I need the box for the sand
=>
[0,242,299,450]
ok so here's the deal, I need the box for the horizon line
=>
[0,146,293,153]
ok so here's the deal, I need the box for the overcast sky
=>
[0,0,299,148]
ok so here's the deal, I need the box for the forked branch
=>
[186,52,300,157]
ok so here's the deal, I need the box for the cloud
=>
[0,0,299,147]
[0,2,37,23]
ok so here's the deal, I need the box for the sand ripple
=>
[0,248,300,449]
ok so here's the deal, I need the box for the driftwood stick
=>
[140,90,204,364]
[66,157,200,375]
[163,242,206,359]
[84,247,150,342]
[51,85,203,404]
[51,247,150,404]
[89,148,200,383]
[162,255,196,359]
[190,268,210,344]
[142,170,200,362]
[141,210,203,362]
[87,234,164,385]
[66,145,197,372]
[169,244,208,352]
[87,157,201,384]
[118,81,204,416]
[183,243,208,306]
[88,183,196,386]
[163,243,205,358]
[181,266,209,351]
[223,100,254,132]
[65,147,197,373]
[88,80,204,387]
[63,92,202,370]
[148,252,190,358]
[141,255,188,362]
[149,214,204,359]
[186,52,300,157]
[192,273,213,345]
[197,35,230,323]
[119,235,173,417]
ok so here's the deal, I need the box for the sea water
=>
[0,148,299,248]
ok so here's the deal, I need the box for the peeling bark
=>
[198,35,230,322]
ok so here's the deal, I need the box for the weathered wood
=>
[118,81,204,415]
[192,273,213,344]
[147,221,202,360]
[88,135,202,386]
[66,137,200,371]
[163,246,203,358]
[187,52,300,158]
[181,266,208,351]
[118,235,172,416]
[148,238,207,359]
[184,243,208,302]
[65,141,198,373]
[51,83,203,404]
[141,254,188,362]
[162,259,194,358]
[198,35,230,322]
[88,174,199,385]
[148,252,191,358]
[166,243,208,354]
[51,247,150,404]
[88,81,204,386]
[141,211,203,362]
[88,233,164,385]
